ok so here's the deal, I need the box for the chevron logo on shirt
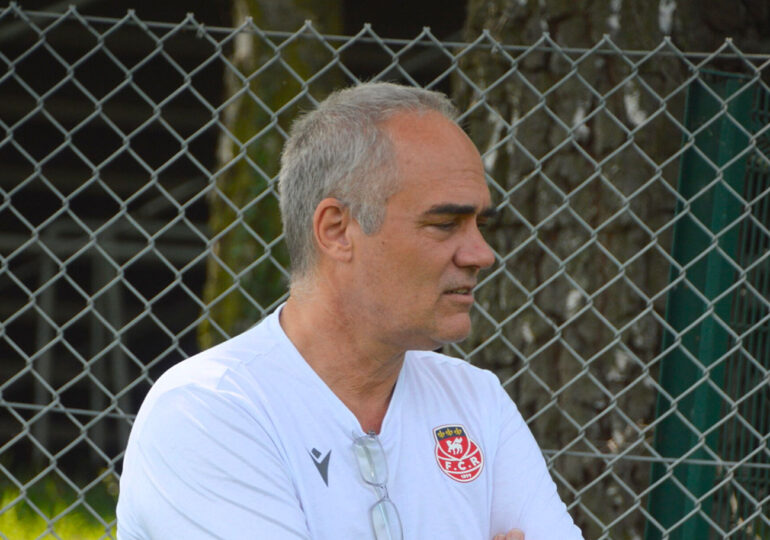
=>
[309,448,331,486]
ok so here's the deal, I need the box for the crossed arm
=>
[488,383,585,540]
[495,530,525,540]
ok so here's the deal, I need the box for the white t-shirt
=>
[117,308,583,540]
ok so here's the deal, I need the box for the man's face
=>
[347,110,495,352]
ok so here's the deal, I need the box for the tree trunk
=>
[199,0,341,348]
[457,0,770,537]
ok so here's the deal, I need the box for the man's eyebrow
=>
[480,206,498,219]
[424,204,498,218]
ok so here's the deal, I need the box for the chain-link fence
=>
[1,4,769,539]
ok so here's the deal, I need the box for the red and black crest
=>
[433,424,483,483]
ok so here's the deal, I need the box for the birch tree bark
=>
[457,0,770,537]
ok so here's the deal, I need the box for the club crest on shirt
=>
[433,424,483,483]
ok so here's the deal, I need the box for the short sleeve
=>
[117,384,311,540]
[489,387,584,540]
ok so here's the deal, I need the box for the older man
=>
[117,83,583,540]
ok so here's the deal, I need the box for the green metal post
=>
[646,73,753,539]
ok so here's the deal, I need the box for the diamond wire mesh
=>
[1,4,769,539]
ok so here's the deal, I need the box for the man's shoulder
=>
[154,316,274,385]
[134,311,290,423]
[399,350,512,438]
[405,349,501,388]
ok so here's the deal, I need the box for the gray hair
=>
[278,82,459,282]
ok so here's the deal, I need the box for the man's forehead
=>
[384,110,477,152]
[383,110,491,211]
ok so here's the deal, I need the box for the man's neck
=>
[279,290,404,434]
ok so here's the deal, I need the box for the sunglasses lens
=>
[371,498,403,540]
[353,435,388,485]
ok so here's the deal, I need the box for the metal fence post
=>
[647,72,753,539]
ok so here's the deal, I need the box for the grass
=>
[0,471,117,540]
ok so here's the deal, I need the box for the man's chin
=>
[433,317,472,346]
[407,328,470,352]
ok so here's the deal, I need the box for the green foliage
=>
[0,474,117,540]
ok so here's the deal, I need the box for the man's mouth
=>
[444,287,473,295]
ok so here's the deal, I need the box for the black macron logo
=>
[309,448,331,486]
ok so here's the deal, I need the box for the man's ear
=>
[313,198,354,263]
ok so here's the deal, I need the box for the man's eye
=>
[432,222,457,230]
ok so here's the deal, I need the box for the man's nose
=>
[456,226,495,270]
